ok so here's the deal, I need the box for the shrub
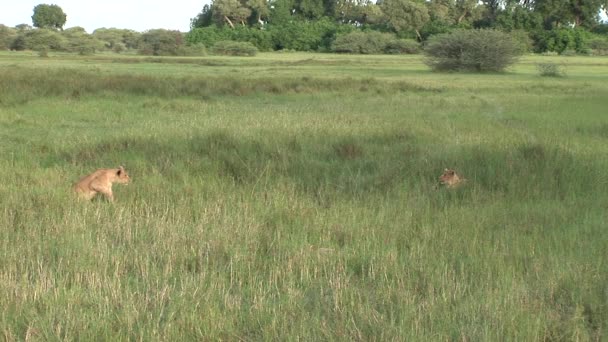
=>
[186,26,272,51]
[211,40,258,56]
[0,24,17,50]
[424,29,523,72]
[269,18,352,51]
[331,31,394,54]
[531,28,590,54]
[331,31,419,55]
[138,29,184,56]
[537,62,565,77]
[587,38,608,56]
[384,39,420,54]
[13,28,67,52]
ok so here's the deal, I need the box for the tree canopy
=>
[31,4,67,30]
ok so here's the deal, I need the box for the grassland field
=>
[0,51,607,340]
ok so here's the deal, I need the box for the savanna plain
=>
[0,51,607,340]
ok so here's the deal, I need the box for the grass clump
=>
[537,62,566,77]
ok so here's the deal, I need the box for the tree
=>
[32,4,67,30]
[213,0,252,28]
[138,29,184,55]
[247,0,270,24]
[191,4,215,28]
[381,0,430,40]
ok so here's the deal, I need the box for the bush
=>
[588,38,608,56]
[331,31,393,54]
[138,29,184,56]
[0,24,17,50]
[531,28,590,54]
[331,31,419,54]
[537,62,565,77]
[384,39,420,54]
[269,18,352,51]
[211,41,258,56]
[186,26,272,51]
[424,29,523,72]
[13,28,67,52]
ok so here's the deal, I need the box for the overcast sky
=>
[0,0,209,33]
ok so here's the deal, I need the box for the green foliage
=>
[383,38,420,54]
[424,29,523,72]
[31,4,67,30]
[191,4,215,28]
[531,28,591,54]
[0,24,17,50]
[331,31,420,54]
[380,0,429,40]
[332,31,394,54]
[16,28,67,52]
[62,27,104,55]
[213,0,252,28]
[93,28,141,52]
[186,26,273,51]
[138,29,185,56]
[269,18,352,51]
[587,37,608,56]
[212,40,258,56]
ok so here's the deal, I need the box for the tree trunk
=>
[224,15,235,29]
[415,29,422,42]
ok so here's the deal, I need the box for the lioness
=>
[73,166,130,201]
[438,168,466,189]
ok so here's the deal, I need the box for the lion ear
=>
[116,169,122,176]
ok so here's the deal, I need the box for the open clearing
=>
[1,52,607,340]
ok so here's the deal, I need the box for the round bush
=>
[424,29,523,72]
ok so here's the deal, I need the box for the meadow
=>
[0,51,607,340]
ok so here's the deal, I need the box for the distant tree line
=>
[188,0,608,54]
[0,1,607,56]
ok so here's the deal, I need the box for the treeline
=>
[188,0,608,54]
[1,0,607,57]
[0,25,208,56]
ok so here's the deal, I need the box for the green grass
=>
[0,51,607,340]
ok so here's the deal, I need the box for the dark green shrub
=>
[384,39,420,54]
[531,28,590,54]
[12,28,67,52]
[138,29,184,56]
[269,18,352,51]
[424,29,523,72]
[186,26,272,51]
[588,38,608,56]
[0,24,17,50]
[212,40,258,56]
[331,31,393,54]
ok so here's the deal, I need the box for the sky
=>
[0,0,210,33]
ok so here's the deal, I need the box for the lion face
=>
[116,166,130,184]
[439,168,462,188]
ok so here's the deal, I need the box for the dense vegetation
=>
[1,1,607,56]
[0,51,607,340]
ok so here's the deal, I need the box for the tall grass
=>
[0,52,607,340]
